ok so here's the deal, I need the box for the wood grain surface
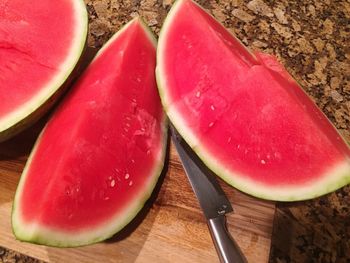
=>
[0,119,275,262]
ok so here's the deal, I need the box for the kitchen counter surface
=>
[1,0,349,262]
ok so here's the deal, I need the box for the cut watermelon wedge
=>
[12,18,167,247]
[0,0,88,141]
[156,0,350,201]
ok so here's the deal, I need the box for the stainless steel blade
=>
[170,125,233,220]
[171,124,247,263]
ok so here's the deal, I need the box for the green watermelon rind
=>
[0,0,88,142]
[156,0,257,111]
[156,0,350,201]
[12,18,168,247]
[12,123,167,247]
[167,107,350,201]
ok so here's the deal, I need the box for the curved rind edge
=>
[166,104,350,201]
[12,118,167,246]
[156,0,350,201]
[12,20,168,247]
[156,0,183,112]
[0,0,88,142]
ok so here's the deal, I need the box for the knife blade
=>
[170,124,247,263]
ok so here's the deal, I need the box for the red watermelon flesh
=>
[0,0,87,140]
[12,18,167,246]
[157,0,350,201]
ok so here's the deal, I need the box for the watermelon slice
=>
[156,0,350,201]
[0,0,88,141]
[12,18,167,247]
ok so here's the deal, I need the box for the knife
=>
[170,124,247,263]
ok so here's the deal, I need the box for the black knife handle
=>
[208,216,247,263]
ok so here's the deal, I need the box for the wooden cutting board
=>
[0,119,275,262]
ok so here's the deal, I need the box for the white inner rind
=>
[12,123,167,246]
[156,0,350,201]
[0,0,88,133]
[167,104,350,201]
[12,18,168,246]
[156,0,183,111]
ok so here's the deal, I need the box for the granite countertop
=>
[1,0,349,262]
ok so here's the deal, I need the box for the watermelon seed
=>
[210,105,215,111]
[65,187,71,196]
[227,137,232,143]
[147,149,151,155]
[196,91,201,98]
[104,197,110,201]
[267,154,271,159]
[208,122,214,128]
[261,160,266,164]
[110,180,116,187]
[125,173,130,180]
[129,181,133,186]
[237,144,240,149]
[131,159,135,163]
[108,176,112,180]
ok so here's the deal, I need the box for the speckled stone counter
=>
[84,0,349,139]
[1,0,349,262]
[84,1,350,261]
